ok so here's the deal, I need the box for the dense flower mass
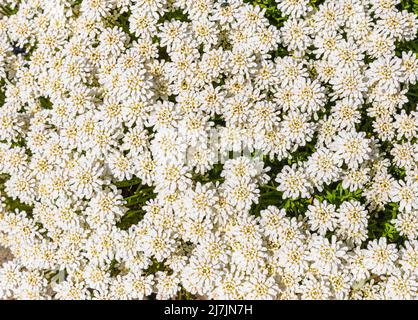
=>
[1,0,418,300]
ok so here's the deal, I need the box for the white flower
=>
[401,51,418,84]
[308,235,348,275]
[392,211,418,239]
[259,206,287,239]
[305,148,341,187]
[275,164,313,199]
[181,255,221,296]
[1,0,418,301]
[331,98,361,130]
[276,0,311,18]
[385,272,418,299]
[281,17,311,52]
[124,272,154,300]
[155,271,180,300]
[281,111,314,146]
[330,67,367,103]
[393,110,418,140]
[299,275,331,300]
[390,179,418,212]
[242,271,279,300]
[143,228,176,262]
[364,238,398,276]
[53,280,89,300]
[69,156,108,199]
[366,56,403,94]
[399,240,418,274]
[305,199,337,236]
[277,241,309,276]
[185,182,218,219]
[347,247,370,282]
[225,178,260,211]
[342,167,370,192]
[331,130,371,169]
[336,200,369,245]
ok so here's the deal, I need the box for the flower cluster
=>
[1,0,418,300]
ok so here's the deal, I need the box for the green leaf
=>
[113,177,142,188]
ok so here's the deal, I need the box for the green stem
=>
[125,194,154,206]
[260,191,280,198]
[113,178,142,187]
[261,185,278,191]
[406,91,418,97]
[0,5,15,16]
[136,186,154,193]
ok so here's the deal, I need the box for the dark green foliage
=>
[192,163,225,184]
[176,286,197,300]
[115,12,134,39]
[399,0,418,14]
[0,4,17,16]
[0,174,33,214]
[116,208,146,230]
[368,202,405,246]
[115,177,156,230]
[158,9,190,23]
[39,96,53,110]
[244,0,287,26]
